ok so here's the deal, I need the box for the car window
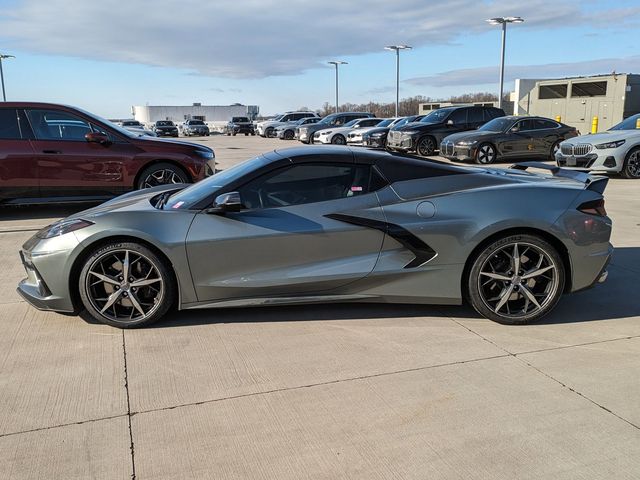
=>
[26,109,93,141]
[0,108,22,139]
[486,108,503,120]
[448,109,468,125]
[515,119,535,131]
[467,108,484,124]
[534,119,558,130]
[237,163,373,210]
[359,119,382,127]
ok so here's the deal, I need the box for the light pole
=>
[384,45,412,117]
[486,17,524,109]
[327,61,347,113]
[0,54,15,102]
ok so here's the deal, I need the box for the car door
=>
[532,119,561,157]
[26,108,137,199]
[185,162,387,302]
[0,108,39,201]
[508,119,536,158]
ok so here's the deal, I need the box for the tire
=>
[226,132,230,136]
[79,241,176,328]
[137,162,189,189]
[475,143,497,164]
[416,136,436,157]
[244,133,248,136]
[331,134,346,145]
[265,127,274,138]
[465,234,565,325]
[549,140,561,161]
[232,132,236,136]
[621,147,640,179]
[284,130,294,140]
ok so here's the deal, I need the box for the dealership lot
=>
[1,135,639,479]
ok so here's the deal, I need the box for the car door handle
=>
[42,150,62,154]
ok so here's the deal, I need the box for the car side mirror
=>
[207,192,244,214]
[447,119,454,126]
[85,132,110,145]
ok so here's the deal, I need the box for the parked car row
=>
[0,102,216,205]
[255,111,319,137]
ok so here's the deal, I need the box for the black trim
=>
[325,213,436,268]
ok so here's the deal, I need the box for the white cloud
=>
[405,55,640,87]
[1,0,637,79]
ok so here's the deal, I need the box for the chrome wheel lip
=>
[477,241,559,319]
[142,169,183,188]
[85,249,164,324]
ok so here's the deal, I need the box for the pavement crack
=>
[122,330,136,480]
[131,353,510,418]
[0,414,128,439]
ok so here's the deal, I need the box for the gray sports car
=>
[17,146,613,328]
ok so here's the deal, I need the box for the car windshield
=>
[156,121,173,126]
[420,108,454,123]
[122,121,141,126]
[317,114,337,125]
[233,117,249,122]
[164,154,272,209]
[344,119,361,127]
[609,114,640,131]
[189,120,205,125]
[376,119,393,127]
[478,117,513,132]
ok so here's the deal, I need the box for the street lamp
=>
[384,45,412,117]
[0,54,15,102]
[327,61,348,113]
[486,16,524,110]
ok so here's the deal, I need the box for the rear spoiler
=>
[510,161,608,194]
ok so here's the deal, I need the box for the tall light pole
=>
[486,17,524,109]
[327,61,347,113]
[384,45,412,117]
[0,54,15,102]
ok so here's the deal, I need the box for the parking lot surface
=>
[1,135,639,479]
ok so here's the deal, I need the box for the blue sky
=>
[1,0,639,118]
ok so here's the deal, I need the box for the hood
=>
[349,126,380,135]
[397,120,441,132]
[68,184,187,220]
[132,136,212,151]
[562,130,638,145]
[443,130,500,143]
[363,127,390,136]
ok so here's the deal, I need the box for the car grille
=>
[561,143,592,156]
[441,140,454,156]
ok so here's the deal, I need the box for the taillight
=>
[578,198,607,216]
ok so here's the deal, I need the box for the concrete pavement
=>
[1,135,638,479]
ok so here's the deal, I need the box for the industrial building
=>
[511,73,640,133]
[132,103,259,127]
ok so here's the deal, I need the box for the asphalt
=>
[1,135,639,479]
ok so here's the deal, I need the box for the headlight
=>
[36,219,94,239]
[456,140,478,146]
[402,130,419,136]
[195,149,215,159]
[370,132,385,138]
[595,140,625,149]
[321,131,332,135]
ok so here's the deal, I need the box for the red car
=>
[0,102,215,204]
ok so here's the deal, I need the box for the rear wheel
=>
[284,130,294,140]
[475,143,496,164]
[550,140,561,161]
[466,234,564,325]
[621,147,640,179]
[79,242,176,328]
[137,162,189,189]
[416,136,436,157]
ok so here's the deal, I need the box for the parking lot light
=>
[0,53,15,102]
[486,17,524,110]
[327,61,348,114]
[384,45,412,117]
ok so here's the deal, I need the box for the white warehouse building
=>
[132,103,259,127]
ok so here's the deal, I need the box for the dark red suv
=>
[0,102,215,204]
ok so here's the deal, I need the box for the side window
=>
[237,163,373,210]
[468,108,484,124]
[534,119,558,130]
[515,119,535,131]
[334,116,348,126]
[281,114,292,122]
[26,109,92,141]
[0,109,21,139]
[448,109,468,125]
[360,119,381,127]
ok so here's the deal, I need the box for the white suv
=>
[556,113,640,178]
[256,111,319,137]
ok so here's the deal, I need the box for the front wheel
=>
[331,134,346,145]
[137,162,189,189]
[284,130,295,140]
[79,242,176,328]
[265,127,274,138]
[621,147,640,179]
[416,136,436,157]
[475,143,496,164]
[466,234,565,325]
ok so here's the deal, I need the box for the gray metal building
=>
[132,103,259,127]
[511,74,640,133]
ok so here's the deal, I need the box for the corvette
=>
[18,146,612,328]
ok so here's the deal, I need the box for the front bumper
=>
[386,132,415,151]
[555,150,621,172]
[440,141,476,161]
[363,136,387,148]
[156,129,179,137]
